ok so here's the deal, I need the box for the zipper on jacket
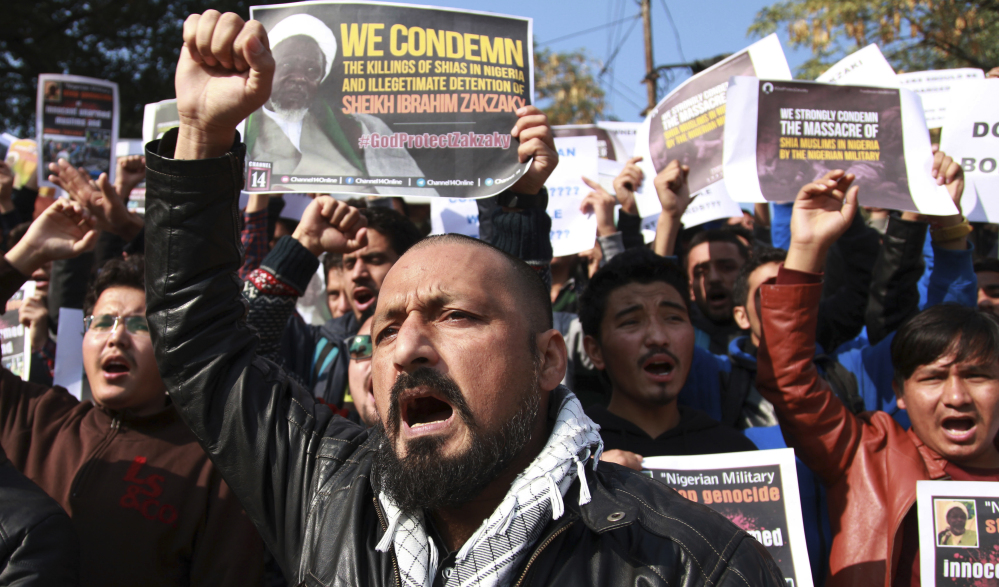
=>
[373,496,402,587]
[70,414,122,498]
[512,521,575,587]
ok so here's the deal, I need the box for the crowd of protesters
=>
[1,8,999,587]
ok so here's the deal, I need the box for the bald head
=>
[406,234,553,332]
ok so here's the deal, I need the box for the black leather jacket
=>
[0,445,79,586]
[143,129,784,587]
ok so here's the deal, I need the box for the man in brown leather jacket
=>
[755,157,997,587]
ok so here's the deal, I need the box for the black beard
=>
[372,367,540,512]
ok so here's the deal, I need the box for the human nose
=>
[391,314,439,372]
[351,258,369,281]
[942,374,974,409]
[644,317,671,348]
[106,318,131,347]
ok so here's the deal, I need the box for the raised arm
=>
[756,171,868,485]
[144,11,368,574]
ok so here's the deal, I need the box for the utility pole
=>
[641,0,657,114]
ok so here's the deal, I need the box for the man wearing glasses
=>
[0,222,265,587]
[345,316,378,427]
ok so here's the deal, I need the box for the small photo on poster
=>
[43,80,63,103]
[935,499,979,548]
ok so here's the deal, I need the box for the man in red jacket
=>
[755,154,997,587]
[0,200,265,587]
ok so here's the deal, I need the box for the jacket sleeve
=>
[923,241,977,309]
[188,472,265,587]
[864,216,926,346]
[143,129,366,576]
[815,210,879,352]
[238,208,269,280]
[756,278,864,487]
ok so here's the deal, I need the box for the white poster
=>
[896,68,984,128]
[0,282,35,381]
[430,197,481,238]
[546,136,599,257]
[634,34,790,226]
[916,480,999,587]
[939,79,999,222]
[553,121,641,194]
[142,99,180,145]
[816,44,897,87]
[36,74,119,188]
[53,308,85,399]
[723,77,956,215]
[644,449,812,587]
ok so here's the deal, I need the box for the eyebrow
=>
[373,290,459,329]
[614,300,686,319]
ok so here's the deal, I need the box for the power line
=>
[599,14,642,75]
[539,14,641,46]
[657,0,687,63]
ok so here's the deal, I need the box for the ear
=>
[733,305,751,331]
[894,380,907,411]
[537,329,568,391]
[582,334,605,370]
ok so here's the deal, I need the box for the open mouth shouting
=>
[639,350,678,384]
[352,286,377,313]
[940,414,978,444]
[399,389,456,438]
[706,288,730,312]
[101,354,133,384]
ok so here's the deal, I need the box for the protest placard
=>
[633,34,790,227]
[4,139,38,190]
[53,308,85,400]
[430,197,480,238]
[897,69,984,129]
[644,448,813,587]
[916,480,999,586]
[0,282,35,381]
[939,79,999,222]
[816,44,897,87]
[142,99,180,145]
[245,1,532,198]
[545,136,598,257]
[36,74,118,187]
[724,77,957,215]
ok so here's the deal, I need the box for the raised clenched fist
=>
[175,11,275,159]
[292,197,368,257]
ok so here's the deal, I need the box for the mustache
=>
[387,367,475,434]
[636,346,680,370]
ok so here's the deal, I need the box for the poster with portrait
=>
[896,68,984,129]
[632,34,790,227]
[0,281,35,381]
[644,448,813,587]
[142,99,180,145]
[917,481,999,586]
[36,74,118,188]
[939,79,999,223]
[723,77,957,215]
[246,1,532,198]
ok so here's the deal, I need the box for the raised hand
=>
[48,159,143,241]
[786,170,859,273]
[19,292,50,353]
[5,199,98,276]
[612,156,644,215]
[292,197,367,257]
[579,177,618,237]
[114,154,146,199]
[510,106,559,195]
[175,11,275,159]
[653,160,691,219]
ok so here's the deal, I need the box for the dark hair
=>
[83,256,145,315]
[684,229,751,269]
[323,253,342,276]
[731,247,787,307]
[360,207,422,257]
[974,258,999,275]
[891,304,999,392]
[579,248,689,340]
[408,234,553,331]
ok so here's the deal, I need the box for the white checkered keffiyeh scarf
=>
[375,388,603,587]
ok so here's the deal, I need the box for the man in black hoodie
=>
[579,248,755,468]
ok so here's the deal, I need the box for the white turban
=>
[945,501,970,519]
[268,14,338,83]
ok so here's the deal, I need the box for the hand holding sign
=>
[510,106,559,196]
[786,170,859,274]
[176,11,275,159]
[292,197,367,257]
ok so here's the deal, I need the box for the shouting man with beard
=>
[145,12,783,586]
